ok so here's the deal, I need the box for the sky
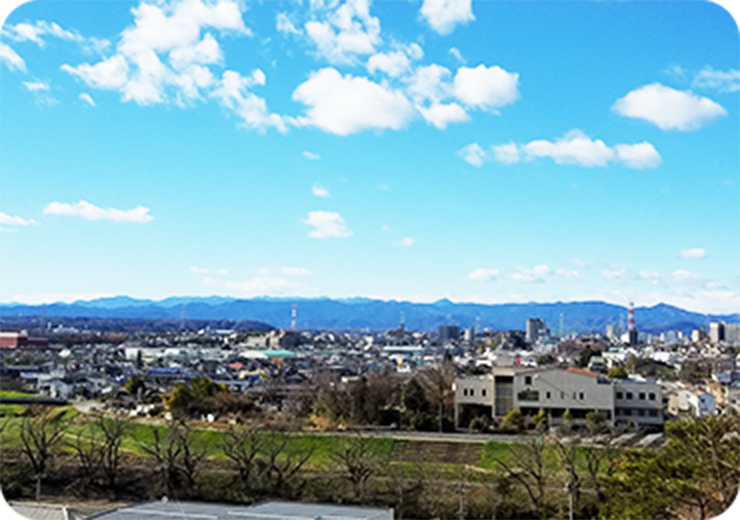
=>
[0,0,739,314]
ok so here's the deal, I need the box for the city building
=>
[454,366,663,429]
[725,323,740,346]
[438,325,460,342]
[525,318,548,344]
[710,322,725,345]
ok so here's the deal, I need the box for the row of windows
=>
[616,391,656,401]
[462,387,487,397]
[616,408,659,417]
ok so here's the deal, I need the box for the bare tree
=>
[331,433,384,501]
[261,432,315,495]
[19,408,69,501]
[97,415,129,491]
[221,426,264,492]
[415,361,455,432]
[66,426,104,492]
[492,436,550,518]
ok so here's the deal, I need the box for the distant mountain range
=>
[1,296,738,335]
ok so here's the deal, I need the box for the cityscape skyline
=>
[1,0,739,315]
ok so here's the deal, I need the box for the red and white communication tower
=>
[291,304,297,330]
[627,301,638,345]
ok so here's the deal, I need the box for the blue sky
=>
[0,0,738,313]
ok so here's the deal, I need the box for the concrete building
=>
[454,366,663,429]
[525,318,548,344]
[710,322,725,345]
[725,323,740,346]
[691,329,707,343]
[438,325,460,342]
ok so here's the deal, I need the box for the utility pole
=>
[454,481,468,519]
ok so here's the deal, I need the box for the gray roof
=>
[89,500,393,520]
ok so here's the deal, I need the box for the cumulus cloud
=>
[679,247,706,259]
[452,65,519,112]
[0,211,36,226]
[61,0,267,121]
[692,67,740,93]
[0,42,26,71]
[468,268,499,281]
[419,0,475,35]
[302,210,353,239]
[303,151,320,160]
[43,200,154,223]
[312,183,330,197]
[612,83,726,131]
[511,265,551,283]
[292,67,414,135]
[489,130,661,169]
[79,93,96,106]
[458,142,487,167]
[209,69,287,132]
[304,0,381,65]
[366,44,422,78]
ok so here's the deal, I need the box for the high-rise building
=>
[627,302,638,345]
[710,322,726,344]
[439,325,460,342]
[526,318,548,343]
[725,323,740,346]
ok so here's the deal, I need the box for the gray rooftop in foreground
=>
[89,500,394,520]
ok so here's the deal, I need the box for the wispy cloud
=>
[468,267,499,282]
[79,93,96,106]
[679,247,706,259]
[43,200,154,223]
[0,211,37,226]
[692,67,740,93]
[458,142,487,167]
[190,266,210,274]
[396,237,415,246]
[303,151,320,160]
[281,266,312,276]
[302,210,352,239]
[312,183,330,198]
[0,42,26,72]
[511,265,551,283]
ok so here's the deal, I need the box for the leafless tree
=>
[97,415,129,490]
[139,421,206,496]
[415,361,456,432]
[66,426,104,491]
[261,432,315,495]
[492,436,550,518]
[19,408,69,501]
[221,426,264,492]
[331,433,384,501]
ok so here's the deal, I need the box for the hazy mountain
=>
[1,297,737,334]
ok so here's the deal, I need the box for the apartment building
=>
[454,366,663,430]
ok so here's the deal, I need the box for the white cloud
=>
[673,269,702,283]
[0,211,36,226]
[282,266,312,276]
[468,268,499,282]
[226,276,301,296]
[458,142,487,167]
[23,80,49,91]
[292,67,415,135]
[43,200,154,223]
[367,50,411,78]
[303,151,320,160]
[679,247,706,259]
[522,130,614,167]
[692,67,740,93]
[511,265,551,283]
[312,183,330,197]
[417,102,469,129]
[449,47,465,64]
[276,12,301,35]
[614,142,662,169]
[380,224,389,232]
[491,130,661,169]
[612,83,726,131]
[4,20,84,46]
[0,42,26,71]
[305,0,381,65]
[639,270,661,281]
[555,268,579,279]
[217,268,228,275]
[61,0,253,111]
[190,266,210,274]
[79,93,96,106]
[397,237,415,246]
[302,210,353,239]
[210,69,287,133]
[420,0,474,35]
[491,142,520,164]
[452,64,519,112]
[602,265,631,281]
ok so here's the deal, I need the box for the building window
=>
[649,392,656,400]
[546,391,551,399]
[482,389,487,397]
[525,376,532,385]
[617,391,623,399]
[463,389,468,396]
[639,392,645,400]
[649,409,658,417]
[624,409,632,416]
[579,392,584,400]
[626,392,633,400]
[517,389,540,402]
[560,391,565,399]
[638,409,645,416]
[470,389,475,396]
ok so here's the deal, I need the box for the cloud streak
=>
[43,200,154,223]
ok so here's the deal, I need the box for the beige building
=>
[454,366,663,429]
